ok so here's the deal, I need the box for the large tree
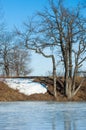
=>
[16,0,86,99]
[49,0,86,98]
[34,0,86,98]
[16,21,57,97]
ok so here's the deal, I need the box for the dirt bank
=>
[0,77,86,101]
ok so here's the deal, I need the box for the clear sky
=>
[0,0,86,76]
[1,0,84,30]
[1,0,47,29]
[1,0,53,76]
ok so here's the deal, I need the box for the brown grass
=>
[0,77,86,102]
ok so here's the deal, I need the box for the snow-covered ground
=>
[3,78,47,96]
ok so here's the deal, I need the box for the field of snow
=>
[3,78,47,96]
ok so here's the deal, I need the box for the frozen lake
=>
[0,102,86,130]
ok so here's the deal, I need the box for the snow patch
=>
[4,78,47,95]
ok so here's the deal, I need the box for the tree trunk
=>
[69,42,72,78]
[67,79,72,99]
[72,65,78,93]
[64,48,69,97]
[16,65,19,77]
[52,56,57,98]
[5,64,9,76]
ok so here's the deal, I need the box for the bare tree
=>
[0,5,32,77]
[0,32,12,76]
[36,0,86,98]
[0,31,32,77]
[16,19,57,98]
[16,0,86,99]
[10,45,32,76]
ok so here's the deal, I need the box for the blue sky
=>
[1,0,86,76]
[1,0,81,30]
[1,0,53,76]
[1,0,47,29]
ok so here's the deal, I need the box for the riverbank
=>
[0,77,86,101]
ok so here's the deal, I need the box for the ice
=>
[4,78,47,95]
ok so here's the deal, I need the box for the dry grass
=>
[0,77,86,102]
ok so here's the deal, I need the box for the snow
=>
[3,78,47,96]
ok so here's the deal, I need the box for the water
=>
[0,102,86,130]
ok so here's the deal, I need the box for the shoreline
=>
[0,77,86,102]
